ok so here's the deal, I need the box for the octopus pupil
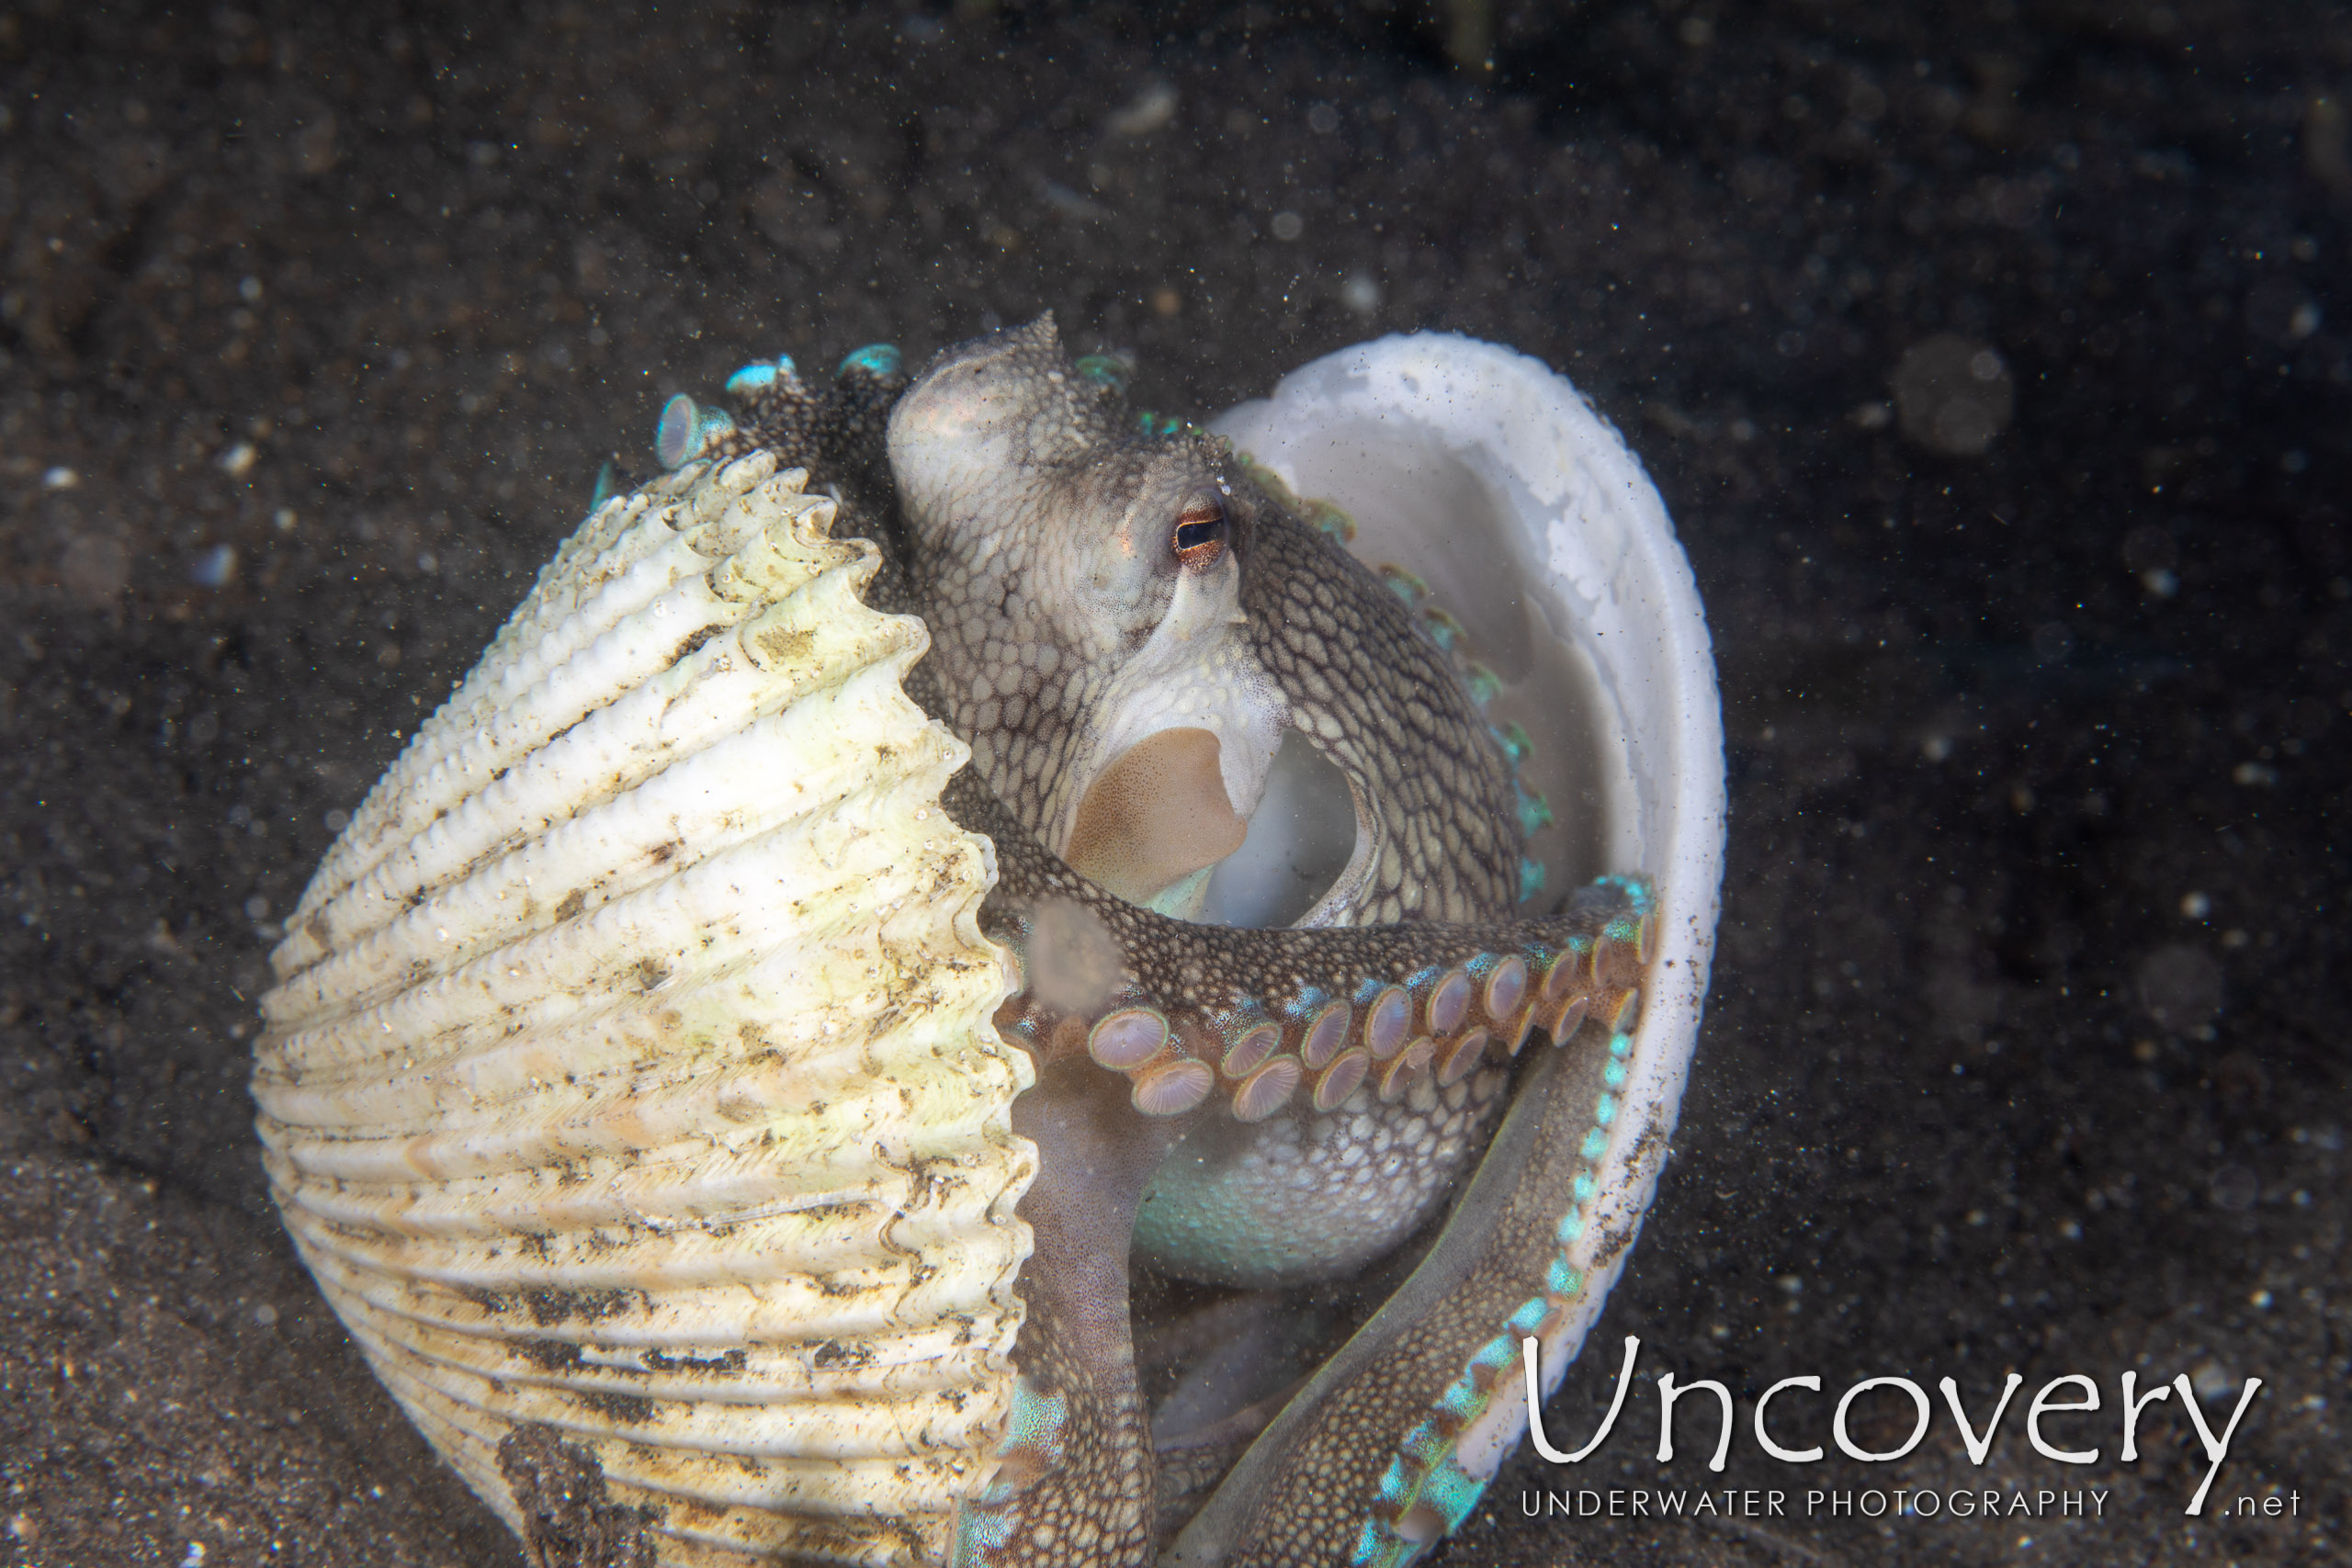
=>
[1172,502,1227,566]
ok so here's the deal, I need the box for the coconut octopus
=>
[659,317,1657,1566]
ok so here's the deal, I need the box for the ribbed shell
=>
[254,451,1035,1567]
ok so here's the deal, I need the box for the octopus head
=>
[888,316,1291,917]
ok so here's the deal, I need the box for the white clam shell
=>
[254,451,1034,1567]
[1211,333,1726,1478]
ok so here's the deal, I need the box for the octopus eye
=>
[1171,495,1229,570]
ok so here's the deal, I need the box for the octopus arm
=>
[941,765,1651,1568]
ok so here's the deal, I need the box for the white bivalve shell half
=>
[252,451,1035,1567]
[1207,333,1725,1489]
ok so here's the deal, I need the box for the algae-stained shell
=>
[1210,333,1726,1466]
[253,451,1034,1567]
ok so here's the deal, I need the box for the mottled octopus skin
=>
[706,320,1652,1568]
[884,321,1521,931]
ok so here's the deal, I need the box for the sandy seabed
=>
[0,4,2343,1564]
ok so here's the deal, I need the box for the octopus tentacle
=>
[954,1056,1182,1568]
[661,346,910,480]
[1233,498,1526,927]
[1159,1027,1649,1568]
[941,765,1653,1566]
[950,767,1650,1130]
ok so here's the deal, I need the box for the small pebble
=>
[2209,1165,2258,1212]
[1892,333,2014,457]
[1106,80,1178,137]
[190,544,239,588]
[2188,1359,2237,1403]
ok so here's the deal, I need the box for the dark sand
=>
[1,3,2343,1564]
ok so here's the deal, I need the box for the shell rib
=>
[254,451,1034,1567]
